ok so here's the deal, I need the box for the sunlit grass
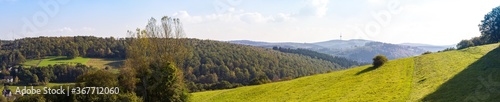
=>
[191,43,500,102]
[23,56,90,67]
[23,56,123,73]
[192,58,414,102]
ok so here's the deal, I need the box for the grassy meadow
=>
[24,56,90,67]
[191,43,500,102]
[23,56,124,70]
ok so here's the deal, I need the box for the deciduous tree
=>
[372,55,388,68]
[479,6,500,43]
[457,40,475,49]
[126,16,190,101]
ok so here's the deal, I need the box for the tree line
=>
[272,46,361,68]
[0,64,96,86]
[456,6,500,49]
[0,36,128,67]
[0,36,351,93]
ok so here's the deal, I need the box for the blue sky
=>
[1,0,499,45]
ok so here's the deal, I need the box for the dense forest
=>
[272,46,362,68]
[0,36,353,92]
[0,64,96,86]
[183,39,343,91]
[0,36,128,67]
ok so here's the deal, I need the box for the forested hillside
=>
[0,36,351,92]
[183,39,343,91]
[333,42,426,62]
[272,47,362,67]
[231,40,428,63]
[0,36,128,67]
[0,64,96,86]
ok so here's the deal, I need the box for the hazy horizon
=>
[2,0,499,46]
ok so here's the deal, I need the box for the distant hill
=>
[272,47,362,68]
[328,42,426,62]
[230,40,324,49]
[399,43,455,52]
[230,39,431,63]
[312,39,373,49]
[191,43,500,102]
[229,40,271,46]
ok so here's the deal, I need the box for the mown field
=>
[24,56,124,69]
[191,43,500,102]
[24,56,90,67]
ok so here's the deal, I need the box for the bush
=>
[211,81,238,90]
[422,51,432,55]
[438,47,456,52]
[250,75,271,85]
[457,40,475,49]
[372,55,388,68]
[117,93,143,102]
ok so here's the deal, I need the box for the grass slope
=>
[24,56,90,67]
[24,56,124,69]
[191,43,500,102]
[85,58,124,69]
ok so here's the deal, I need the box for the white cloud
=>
[165,0,500,45]
[173,0,333,24]
[82,27,96,31]
[173,10,296,24]
[240,12,270,23]
[60,27,72,32]
[173,11,204,24]
[204,12,242,23]
[298,0,329,18]
[271,13,296,23]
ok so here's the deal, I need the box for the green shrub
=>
[250,75,271,85]
[422,51,432,55]
[457,40,475,49]
[372,55,388,68]
[439,47,456,52]
[117,93,143,102]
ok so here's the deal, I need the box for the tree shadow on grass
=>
[100,58,125,61]
[49,57,73,61]
[422,47,500,102]
[105,60,125,68]
[355,66,378,75]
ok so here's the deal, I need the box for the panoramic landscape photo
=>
[1,0,500,102]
